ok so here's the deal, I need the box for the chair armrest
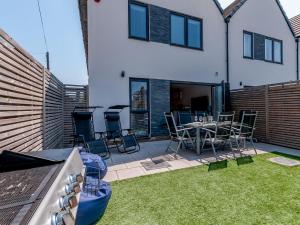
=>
[177,127,194,132]
[201,127,216,134]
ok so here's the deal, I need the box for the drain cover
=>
[268,157,300,167]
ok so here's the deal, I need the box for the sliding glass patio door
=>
[212,81,225,118]
[130,78,149,137]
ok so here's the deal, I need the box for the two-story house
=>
[290,14,300,79]
[78,0,299,137]
[224,0,297,89]
[79,0,227,136]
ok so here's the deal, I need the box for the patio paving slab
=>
[117,167,146,180]
[268,157,300,167]
[104,171,118,182]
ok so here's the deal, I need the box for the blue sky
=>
[0,0,88,84]
[0,0,298,85]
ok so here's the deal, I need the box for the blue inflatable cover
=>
[75,180,112,225]
[80,152,108,179]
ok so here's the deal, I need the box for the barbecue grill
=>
[0,148,85,225]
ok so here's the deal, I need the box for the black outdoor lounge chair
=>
[104,105,140,154]
[72,106,110,159]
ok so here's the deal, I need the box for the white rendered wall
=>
[87,0,226,131]
[228,0,297,90]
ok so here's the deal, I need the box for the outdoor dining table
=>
[185,121,241,155]
[184,122,217,155]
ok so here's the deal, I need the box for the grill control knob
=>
[68,173,83,183]
[59,195,78,209]
[51,211,74,225]
[65,182,81,195]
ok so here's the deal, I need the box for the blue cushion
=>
[75,180,112,225]
[80,152,108,179]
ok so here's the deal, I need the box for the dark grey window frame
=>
[170,12,186,47]
[264,37,274,63]
[243,30,283,65]
[243,31,253,59]
[129,78,150,136]
[128,1,149,41]
[273,39,283,64]
[170,12,203,51]
[187,16,203,50]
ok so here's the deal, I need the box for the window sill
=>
[129,36,149,42]
[170,43,203,51]
[243,56,253,60]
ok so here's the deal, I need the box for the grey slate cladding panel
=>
[150,79,170,136]
[254,33,265,60]
[150,5,170,44]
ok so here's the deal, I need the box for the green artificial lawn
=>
[98,153,300,225]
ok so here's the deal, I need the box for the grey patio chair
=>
[201,112,236,159]
[164,112,195,156]
[104,105,140,154]
[72,107,110,159]
[178,111,193,126]
[231,111,258,155]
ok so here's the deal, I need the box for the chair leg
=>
[175,140,183,155]
[208,132,217,159]
[166,140,173,152]
[229,139,236,159]
[250,138,257,155]
[201,132,208,150]
[186,131,195,150]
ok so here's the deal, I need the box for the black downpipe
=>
[226,19,230,83]
[297,39,299,80]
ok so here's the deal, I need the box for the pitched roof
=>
[290,14,300,38]
[223,0,247,18]
[224,0,295,37]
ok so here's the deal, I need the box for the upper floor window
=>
[170,14,185,46]
[265,39,273,61]
[129,2,148,40]
[243,30,283,64]
[274,40,282,63]
[187,18,202,49]
[170,13,203,50]
[243,32,253,58]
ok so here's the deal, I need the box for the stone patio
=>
[103,140,300,182]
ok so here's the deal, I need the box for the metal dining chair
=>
[164,112,195,156]
[201,112,236,158]
[231,111,258,155]
[178,111,193,126]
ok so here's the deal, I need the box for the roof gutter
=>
[225,17,230,83]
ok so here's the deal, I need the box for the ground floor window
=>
[130,78,149,136]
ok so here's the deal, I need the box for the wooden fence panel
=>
[0,29,44,152]
[231,86,268,142]
[0,28,88,152]
[231,81,300,150]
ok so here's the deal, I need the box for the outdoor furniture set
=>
[164,111,258,158]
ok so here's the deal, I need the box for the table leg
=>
[196,128,200,155]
